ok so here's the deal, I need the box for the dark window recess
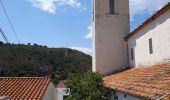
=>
[131,48,134,60]
[124,94,127,98]
[149,38,153,54]
[109,0,115,14]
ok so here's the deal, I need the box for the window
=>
[131,48,134,60]
[124,94,127,98]
[149,38,153,54]
[109,0,117,14]
[109,0,115,14]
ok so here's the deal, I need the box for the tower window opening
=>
[109,0,117,14]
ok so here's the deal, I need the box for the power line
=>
[0,27,9,43]
[0,0,20,43]
[0,27,23,66]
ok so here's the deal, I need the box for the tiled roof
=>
[103,61,170,100]
[125,2,170,41]
[57,81,66,88]
[0,77,50,100]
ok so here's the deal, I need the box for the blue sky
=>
[0,0,170,55]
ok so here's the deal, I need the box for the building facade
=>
[93,0,170,100]
[92,0,170,74]
[127,9,170,67]
[92,0,130,75]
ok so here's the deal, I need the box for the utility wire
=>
[0,0,20,43]
[0,27,23,66]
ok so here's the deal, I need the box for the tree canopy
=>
[65,70,111,100]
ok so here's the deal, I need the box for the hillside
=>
[0,43,92,83]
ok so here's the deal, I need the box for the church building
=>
[92,0,170,99]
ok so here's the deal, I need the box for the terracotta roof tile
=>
[57,81,66,88]
[0,77,50,100]
[103,61,170,100]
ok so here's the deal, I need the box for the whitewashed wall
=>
[92,0,130,75]
[128,10,170,67]
[56,88,70,100]
[42,82,58,100]
[113,92,142,100]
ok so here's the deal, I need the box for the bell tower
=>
[92,0,130,75]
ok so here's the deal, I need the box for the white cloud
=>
[130,0,170,19]
[71,47,92,55]
[84,25,92,39]
[31,0,56,14]
[30,0,84,14]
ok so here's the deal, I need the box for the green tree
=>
[65,70,111,100]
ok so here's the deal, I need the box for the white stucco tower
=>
[92,0,130,75]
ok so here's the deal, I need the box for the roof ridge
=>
[0,77,50,80]
[0,77,49,78]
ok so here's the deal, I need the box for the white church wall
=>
[92,0,130,75]
[113,92,142,100]
[128,10,170,67]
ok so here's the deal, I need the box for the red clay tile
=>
[103,61,170,99]
[56,81,66,88]
[0,77,50,100]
